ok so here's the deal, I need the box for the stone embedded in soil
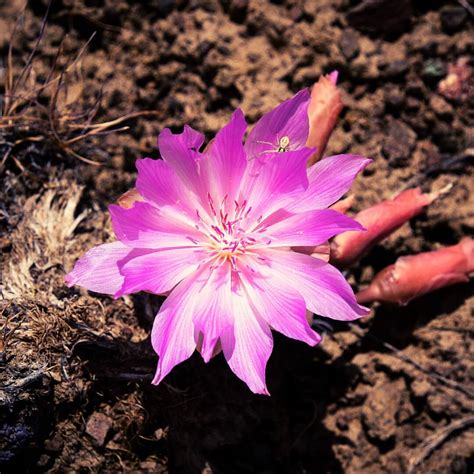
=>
[440,6,468,34]
[410,378,432,398]
[85,412,113,447]
[382,120,417,166]
[361,380,403,443]
[422,59,447,84]
[426,392,451,416]
[384,85,405,110]
[429,95,454,120]
[432,121,462,153]
[340,29,360,60]
[229,0,249,23]
[347,0,412,37]
[379,59,410,80]
[44,433,64,453]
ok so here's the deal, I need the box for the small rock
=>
[44,433,64,453]
[289,5,304,22]
[422,59,447,84]
[410,378,431,398]
[86,412,113,447]
[229,0,249,23]
[347,0,412,38]
[382,120,417,166]
[380,59,409,79]
[440,6,468,34]
[406,96,421,112]
[406,79,425,99]
[37,454,50,469]
[438,57,472,101]
[361,379,403,442]
[432,121,461,153]
[429,95,454,119]
[427,392,450,416]
[384,85,405,109]
[140,458,162,473]
[154,427,168,440]
[340,29,360,60]
[336,414,349,431]
[157,0,175,15]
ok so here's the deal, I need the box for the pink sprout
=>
[357,238,474,305]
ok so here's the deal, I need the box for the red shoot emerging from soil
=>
[306,71,343,166]
[330,186,451,268]
[357,238,474,305]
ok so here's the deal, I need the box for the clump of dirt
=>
[1,0,473,472]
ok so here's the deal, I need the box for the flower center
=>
[187,192,264,262]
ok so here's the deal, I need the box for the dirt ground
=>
[1,0,473,472]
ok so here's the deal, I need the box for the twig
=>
[458,0,474,17]
[407,415,474,474]
[1,368,46,391]
[8,0,51,116]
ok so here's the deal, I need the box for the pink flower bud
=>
[117,188,143,209]
[357,238,474,305]
[331,186,451,267]
[330,195,354,214]
[306,70,343,166]
[293,243,330,262]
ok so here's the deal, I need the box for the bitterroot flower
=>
[66,89,370,394]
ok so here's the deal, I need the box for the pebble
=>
[347,0,412,37]
[422,59,447,84]
[429,95,454,119]
[382,120,417,166]
[85,412,113,447]
[340,29,360,60]
[361,380,402,442]
[380,59,410,79]
[229,0,249,23]
[440,6,468,34]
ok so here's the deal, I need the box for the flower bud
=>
[116,188,143,209]
[331,185,451,267]
[306,70,343,166]
[357,238,474,305]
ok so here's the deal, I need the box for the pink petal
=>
[192,263,235,363]
[287,155,371,212]
[151,270,203,385]
[219,276,273,395]
[181,124,205,151]
[158,127,205,200]
[258,209,364,247]
[240,260,320,346]
[109,201,202,249]
[65,241,145,295]
[115,247,209,297]
[240,148,313,225]
[258,249,369,321]
[136,158,197,213]
[245,89,311,161]
[200,109,247,204]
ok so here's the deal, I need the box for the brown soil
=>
[1,0,473,473]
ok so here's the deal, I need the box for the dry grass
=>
[0,3,159,173]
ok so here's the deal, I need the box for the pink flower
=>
[66,91,370,395]
[357,238,474,305]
